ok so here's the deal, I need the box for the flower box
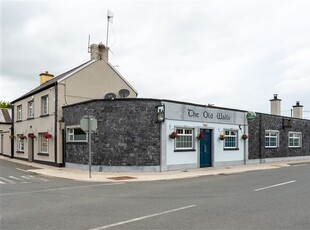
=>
[44,133,52,139]
[28,133,36,139]
[241,134,248,140]
[169,131,178,139]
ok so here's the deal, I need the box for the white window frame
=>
[224,130,238,149]
[17,105,22,121]
[41,95,49,115]
[28,100,34,118]
[39,133,49,153]
[17,137,24,152]
[66,126,88,142]
[175,128,195,150]
[265,130,279,148]
[288,132,302,148]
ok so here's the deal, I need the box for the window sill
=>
[27,117,34,120]
[16,151,24,154]
[66,142,87,144]
[224,148,239,151]
[16,120,22,122]
[40,114,49,117]
[174,149,196,152]
[38,152,49,156]
[265,147,279,149]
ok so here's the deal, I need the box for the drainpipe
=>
[243,114,247,165]
[54,83,58,165]
[259,113,262,163]
[10,105,14,158]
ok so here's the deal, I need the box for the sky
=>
[1,0,310,118]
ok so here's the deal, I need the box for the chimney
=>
[90,43,108,61]
[40,71,54,85]
[292,101,303,118]
[270,94,281,115]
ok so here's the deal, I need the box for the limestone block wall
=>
[63,99,161,167]
[248,113,310,159]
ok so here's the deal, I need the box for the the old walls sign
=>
[164,102,245,125]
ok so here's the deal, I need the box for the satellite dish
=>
[118,89,130,98]
[104,93,116,99]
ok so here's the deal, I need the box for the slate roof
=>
[11,60,93,103]
[0,108,12,123]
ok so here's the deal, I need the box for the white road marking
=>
[0,180,5,184]
[0,177,16,184]
[0,182,124,196]
[89,205,197,230]
[9,176,25,182]
[254,180,296,192]
[16,168,29,173]
[21,176,31,179]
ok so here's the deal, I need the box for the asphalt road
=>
[1,159,309,230]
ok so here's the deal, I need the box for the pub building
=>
[63,98,249,172]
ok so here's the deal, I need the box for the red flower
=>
[169,131,178,139]
[44,133,52,139]
[197,132,205,140]
[28,133,36,139]
[241,134,248,140]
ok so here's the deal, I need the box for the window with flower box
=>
[265,130,279,148]
[224,130,238,149]
[175,128,194,150]
[17,137,24,152]
[39,133,49,154]
[288,132,302,148]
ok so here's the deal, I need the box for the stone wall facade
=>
[63,99,161,169]
[248,113,310,159]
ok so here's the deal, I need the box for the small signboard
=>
[80,115,97,132]
[80,115,97,178]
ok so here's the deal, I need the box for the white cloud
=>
[0,0,309,116]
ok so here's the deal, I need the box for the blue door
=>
[200,129,212,167]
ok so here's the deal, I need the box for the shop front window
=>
[224,130,238,149]
[175,128,194,150]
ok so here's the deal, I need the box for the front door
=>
[28,138,33,162]
[200,129,212,167]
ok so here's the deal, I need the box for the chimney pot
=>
[270,94,281,115]
[292,101,303,118]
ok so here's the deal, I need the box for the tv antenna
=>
[106,9,114,48]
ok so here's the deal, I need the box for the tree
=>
[0,100,12,108]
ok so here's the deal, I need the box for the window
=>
[224,130,238,149]
[17,105,22,121]
[67,127,87,142]
[17,137,24,152]
[28,100,34,118]
[39,133,49,154]
[265,130,279,148]
[41,95,49,115]
[288,132,302,148]
[175,128,194,150]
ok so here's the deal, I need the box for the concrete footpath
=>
[1,156,309,182]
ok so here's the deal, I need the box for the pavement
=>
[1,155,310,182]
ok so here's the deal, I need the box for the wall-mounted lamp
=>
[156,105,165,123]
